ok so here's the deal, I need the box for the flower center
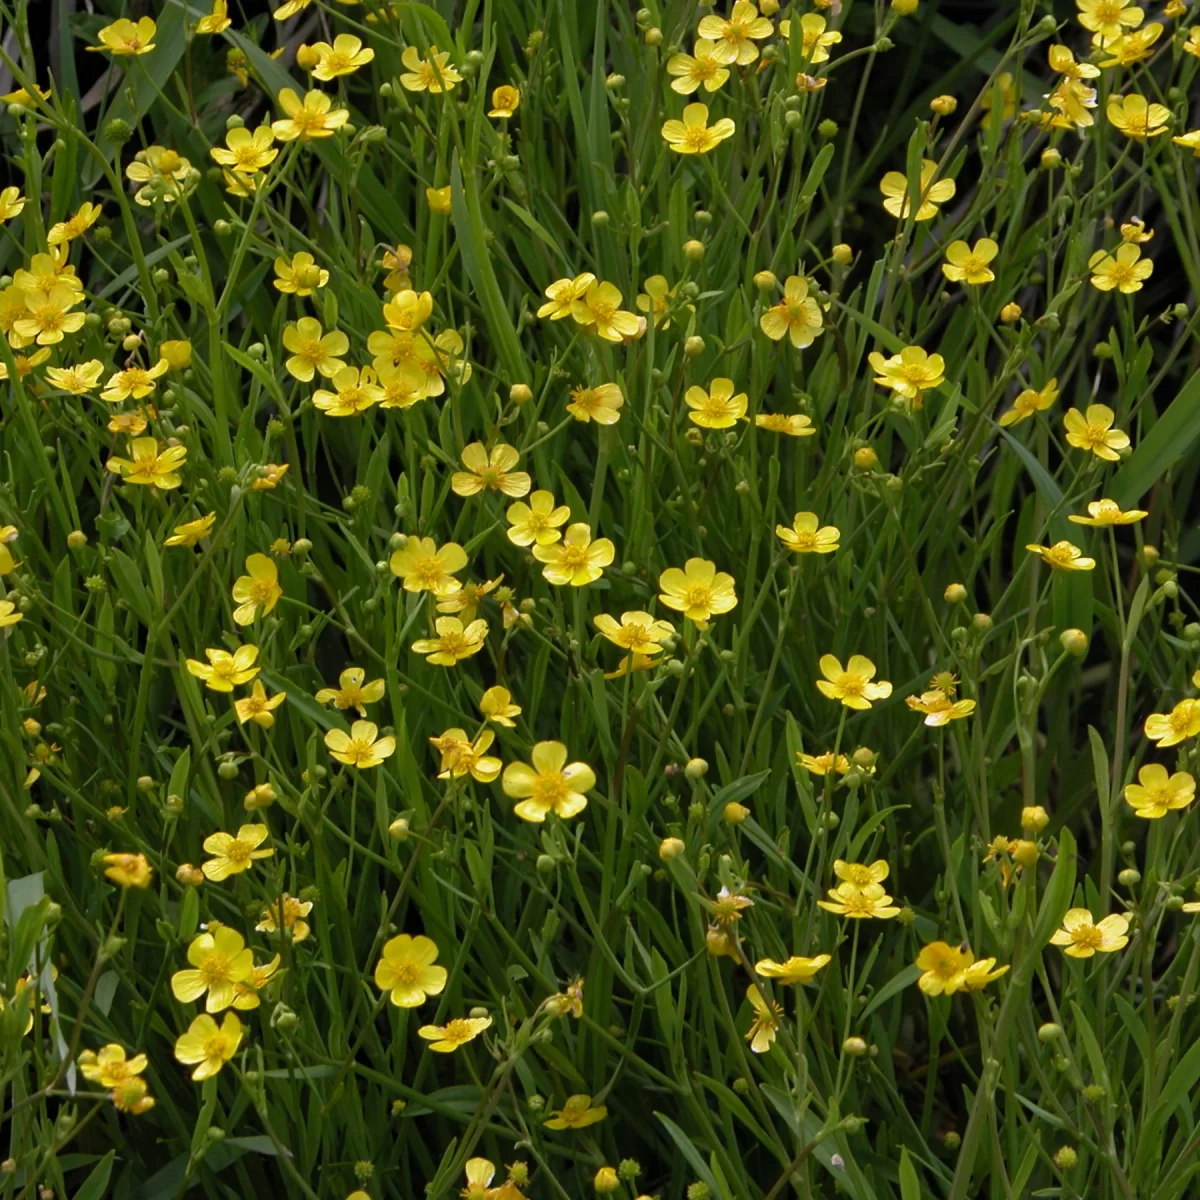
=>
[837,674,865,696]
[559,545,590,569]
[1107,262,1135,286]
[533,773,569,806]
[224,839,252,864]
[438,633,468,656]
[413,558,445,588]
[326,52,352,72]
[1072,924,1103,949]
[1044,546,1075,567]
[684,584,713,610]
[391,961,420,985]
[682,126,711,151]
[199,954,230,985]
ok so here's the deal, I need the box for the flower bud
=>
[818,119,838,139]
[944,582,967,603]
[831,243,853,264]
[1041,148,1062,169]
[176,863,204,885]
[942,1131,960,1150]
[536,853,556,874]
[1021,805,1049,833]
[684,757,708,780]
[1118,868,1141,887]
[591,209,610,227]
[723,801,749,824]
[1059,628,1088,657]
[973,612,993,632]
[684,335,705,357]
[892,0,919,13]
[842,1036,868,1056]
[1012,840,1039,867]
[683,239,705,261]
[388,817,410,841]
[659,836,685,861]
[244,783,276,810]
[999,302,1022,324]
[644,27,663,45]
[853,446,878,469]
[594,1167,619,1193]
[753,270,777,291]
[930,95,957,116]
[509,383,533,405]
[1038,1022,1063,1042]
[1053,1146,1078,1170]
[67,530,88,550]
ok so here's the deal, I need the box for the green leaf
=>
[899,1147,922,1200]
[72,1151,115,1200]
[1110,366,1200,509]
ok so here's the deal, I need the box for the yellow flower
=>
[12,285,85,345]
[776,512,839,554]
[378,360,429,408]
[231,954,281,1010]
[745,985,783,1053]
[126,146,198,206]
[998,378,1058,427]
[502,741,595,823]
[45,359,105,395]
[661,102,736,155]
[571,280,640,341]
[879,160,955,221]
[544,1094,607,1130]
[1100,23,1163,65]
[1063,404,1130,460]
[282,317,348,382]
[1124,763,1196,818]
[1077,0,1145,45]
[1025,540,1096,571]
[1186,26,1200,57]
[100,852,153,889]
[506,490,566,548]
[399,45,462,92]
[658,558,738,625]
[796,750,850,776]
[231,554,283,626]
[313,366,384,417]
[46,201,102,247]
[105,437,186,489]
[760,274,824,349]
[381,243,412,292]
[942,238,998,285]
[1069,499,1148,526]
[253,463,289,490]
[868,345,945,407]
[174,1012,243,1080]
[915,943,1008,995]
[273,0,312,17]
[311,34,375,81]
[186,644,260,692]
[196,0,232,34]
[1088,244,1153,293]
[274,251,328,295]
[100,359,168,402]
[567,382,625,424]
[210,125,278,175]
[756,412,815,436]
[451,443,531,497]
[272,88,349,140]
[90,17,157,55]
[817,881,901,919]
[202,824,273,880]
[816,654,892,710]
[233,680,286,728]
[685,377,747,428]
[532,523,615,586]
[429,728,502,782]
[389,536,467,596]
[412,616,489,666]
[171,927,255,1012]
[1048,44,1101,80]
[594,611,675,659]
[782,13,843,63]
[316,667,386,717]
[79,1043,149,1087]
[0,526,15,575]
[374,933,447,1007]
[667,39,731,93]
[426,186,453,214]
[480,686,521,727]
[325,720,397,768]
[107,409,150,437]
[489,85,521,118]
[437,576,503,622]
[0,186,26,222]
[165,512,216,547]
[1050,908,1130,957]
[257,895,314,942]
[1107,93,1170,139]
[636,275,682,329]
[754,954,831,985]
[0,600,24,628]
[1144,699,1200,746]
[905,689,976,726]
[834,858,890,887]
[419,1015,493,1052]
[697,2,774,65]
[1121,218,1153,244]
[538,273,596,320]
[1046,79,1098,128]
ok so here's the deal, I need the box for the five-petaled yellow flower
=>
[658,559,738,626]
[316,667,385,717]
[661,103,736,155]
[1088,244,1153,293]
[451,443,531,497]
[480,686,521,727]
[869,346,945,407]
[533,523,614,586]
[507,491,571,547]
[232,554,283,625]
[906,689,976,726]
[1050,908,1130,957]
[489,85,520,118]
[1123,763,1196,818]
[419,1015,493,1053]
[91,17,157,55]
[942,238,998,285]
[685,377,747,429]
[274,252,328,295]
[202,824,273,880]
[880,159,956,221]
[186,644,261,692]
[594,611,675,660]
[80,1043,149,1087]
[776,512,839,554]
[374,934,447,1007]
[210,126,278,176]
[390,536,468,596]
[816,655,892,710]
[780,13,843,63]
[998,379,1058,427]
[311,34,375,81]
[174,1012,243,1080]
[1069,499,1147,526]
[915,942,1008,995]
[571,280,640,341]
[667,39,731,94]
[817,881,901,919]
[233,679,286,728]
[272,88,349,140]
[283,317,348,382]
[755,954,831,985]
[412,616,489,665]
[698,2,774,65]
[102,852,153,889]
[544,1094,607,1129]
[325,720,397,768]
[1106,93,1170,140]
[1144,699,1200,747]
[760,274,824,349]
[567,383,624,424]
[1025,540,1095,571]
[400,45,462,93]
[538,273,596,320]
[313,366,384,417]
[745,985,783,1053]
[430,728,503,782]
[171,927,254,1013]
[1063,404,1130,461]
[502,741,595,823]
[1077,0,1145,45]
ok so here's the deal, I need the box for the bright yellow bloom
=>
[79,1043,149,1087]
[282,317,348,382]
[202,824,273,880]
[1048,44,1101,80]
[419,1015,493,1052]
[313,366,384,417]
[316,667,386,717]
[998,378,1058,427]
[667,39,731,93]
[916,942,1008,995]
[174,1012,243,1080]
[389,536,468,596]
[196,0,232,34]
[1069,499,1148,526]
[480,686,521,727]
[100,359,168,402]
[869,345,945,407]
[210,125,277,175]
[382,288,434,333]
[90,17,157,55]
[430,728,502,782]
[754,954,831,985]
[399,45,462,92]
[797,750,850,776]
[1049,79,1098,128]
[109,1076,155,1113]
[594,611,675,658]
[879,159,955,220]
[165,512,216,548]
[273,0,312,17]
[742,984,783,1053]
[1050,908,1129,957]
[47,201,102,246]
[377,360,429,408]
[171,927,255,1012]
[817,881,901,919]
[0,600,24,629]
[272,88,349,140]
[567,382,624,424]
[12,285,85,345]
[658,558,737,625]
[756,412,815,436]
[325,720,397,768]
[311,34,374,81]
[1185,26,1200,57]
[1077,0,1145,45]
[375,933,447,1007]
[780,13,843,62]
[1123,763,1196,818]
[538,273,596,320]
[1025,540,1096,571]
[636,275,685,328]
[106,438,186,489]
[1100,23,1163,65]
[274,251,328,295]
[1063,404,1130,460]
[698,2,774,65]
[230,953,281,1010]
[533,523,614,586]
[0,526,15,576]
[0,187,26,222]
[571,280,640,341]
[412,616,489,665]
[186,644,260,692]
[489,85,521,118]
[1144,699,1200,747]
[1089,243,1153,293]
[661,103,736,155]
[257,895,314,942]
[451,443,531,497]
[905,689,976,726]
[544,1094,607,1129]
[233,680,286,728]
[817,654,892,710]
[231,554,282,625]
[45,360,105,394]
[503,741,595,823]
[126,146,198,206]
[776,512,839,554]
[426,186,452,214]
[102,852,153,889]
[685,377,747,428]
[1107,93,1170,139]
[942,238,998,285]
[507,491,571,547]
[160,339,193,369]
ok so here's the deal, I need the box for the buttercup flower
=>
[166,513,217,548]
[79,1043,149,1087]
[45,360,105,394]
[916,942,1008,995]
[1124,764,1195,818]
[196,0,232,34]
[868,346,945,407]
[816,655,892,710]
[106,438,186,489]
[685,378,747,429]
[754,954,831,985]
[186,644,260,692]
[668,39,731,94]
[594,611,675,659]
[400,45,462,92]
[489,85,521,118]
[698,2,774,65]
[231,954,281,1010]
[1025,540,1095,571]
[257,895,314,942]
[942,238,998,285]
[797,751,850,776]
[272,88,349,140]
[1106,93,1169,139]
[1145,699,1200,747]
[544,1095,607,1130]
[1089,244,1153,293]
[571,281,640,341]
[880,160,955,220]
[102,852,153,889]
[313,366,384,417]
[12,286,85,345]
[1063,405,1130,460]
[1100,24,1163,66]
[253,463,289,489]
[390,536,467,596]
[502,741,595,823]
[311,34,375,80]
[533,523,614,586]
[419,1015,493,1053]
[316,667,385,717]
[567,383,624,424]
[325,721,397,768]
[234,680,286,728]
[283,318,348,382]
[101,360,168,402]
[480,686,521,726]
[430,728,502,782]
[232,554,283,625]
[538,273,596,320]
[817,881,901,919]
[1050,908,1130,957]
[202,824,273,880]
[0,601,25,628]
[174,1012,243,1080]
[374,934,447,1007]
[274,252,328,295]
[661,103,737,155]
[412,617,489,665]
[1069,499,1148,526]
[451,443,531,497]
[0,187,26,222]
[998,379,1058,427]
[781,13,842,62]
[210,126,278,175]
[1078,0,1145,45]
[171,927,255,1012]
[905,689,976,726]
[756,412,815,436]
[658,559,737,625]
[745,985,783,1053]
[90,17,157,56]
[776,512,839,554]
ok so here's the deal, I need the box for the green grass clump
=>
[4,0,1200,1196]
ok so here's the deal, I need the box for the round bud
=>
[842,1036,868,1056]
[723,801,749,824]
[683,238,706,262]
[1021,805,1050,833]
[592,209,610,227]
[944,582,967,603]
[753,269,777,291]
[1012,840,1039,867]
[388,817,410,841]
[594,1167,619,1194]
[536,853,556,874]
[606,73,625,89]
[67,530,88,550]
[973,612,994,632]
[684,757,708,780]
[999,302,1022,324]
[831,242,853,265]
[658,836,685,861]
[854,446,878,469]
[1094,342,1113,360]
[818,119,838,140]
[684,335,705,357]
[1053,1146,1078,1170]
[1118,867,1141,887]
[509,383,533,405]
[644,27,663,46]
[1041,148,1062,169]
[214,219,232,236]
[930,95,957,116]
[1038,1022,1063,1042]
[891,0,918,13]
[1059,628,1088,657]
